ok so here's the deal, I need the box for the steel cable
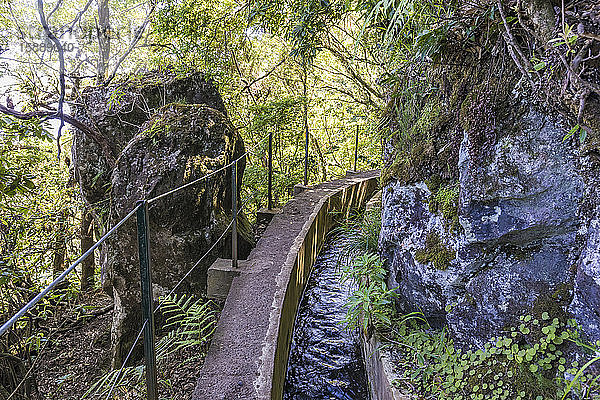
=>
[104,319,148,400]
[0,203,142,337]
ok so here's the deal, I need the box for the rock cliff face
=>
[380,66,600,347]
[71,72,253,366]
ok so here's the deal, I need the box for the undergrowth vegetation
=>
[339,205,600,400]
[389,314,600,400]
[83,294,217,400]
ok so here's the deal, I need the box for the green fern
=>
[82,365,145,399]
[160,294,217,354]
[83,294,216,399]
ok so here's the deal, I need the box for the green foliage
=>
[242,97,305,211]
[336,207,381,261]
[433,185,459,224]
[0,116,52,197]
[415,231,455,270]
[337,199,394,331]
[152,0,246,83]
[380,80,450,186]
[360,0,452,61]
[390,313,600,400]
[249,0,347,62]
[341,252,386,286]
[247,97,305,133]
[341,252,397,332]
[548,24,579,54]
[0,131,79,363]
[160,294,217,354]
[561,351,600,400]
[82,364,146,400]
[563,124,587,145]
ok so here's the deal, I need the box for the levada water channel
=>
[283,235,370,400]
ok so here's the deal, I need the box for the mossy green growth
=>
[414,98,443,137]
[527,284,574,341]
[415,231,455,270]
[426,175,460,230]
[381,94,454,186]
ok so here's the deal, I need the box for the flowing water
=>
[283,236,370,400]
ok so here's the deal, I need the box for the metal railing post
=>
[354,125,359,171]
[232,162,238,268]
[304,123,309,186]
[136,200,158,400]
[268,131,273,210]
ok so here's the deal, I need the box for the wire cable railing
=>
[0,204,142,337]
[100,199,251,399]
[0,130,277,400]
[147,134,270,205]
[104,319,148,400]
[0,124,366,400]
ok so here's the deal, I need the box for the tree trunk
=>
[97,0,110,83]
[52,212,66,277]
[80,210,95,291]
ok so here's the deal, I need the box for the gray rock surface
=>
[380,103,600,346]
[71,72,254,367]
[570,155,600,341]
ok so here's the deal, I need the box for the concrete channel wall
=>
[193,171,379,400]
[359,191,408,400]
[361,332,407,400]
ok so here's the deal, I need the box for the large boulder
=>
[107,103,253,367]
[71,71,254,366]
[72,70,226,206]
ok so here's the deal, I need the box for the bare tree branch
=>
[0,104,116,166]
[47,0,64,21]
[238,56,288,95]
[104,3,156,85]
[322,41,384,102]
[37,0,66,159]
[59,0,94,36]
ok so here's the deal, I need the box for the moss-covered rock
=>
[381,90,458,187]
[379,61,598,348]
[72,69,226,206]
[415,231,455,270]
